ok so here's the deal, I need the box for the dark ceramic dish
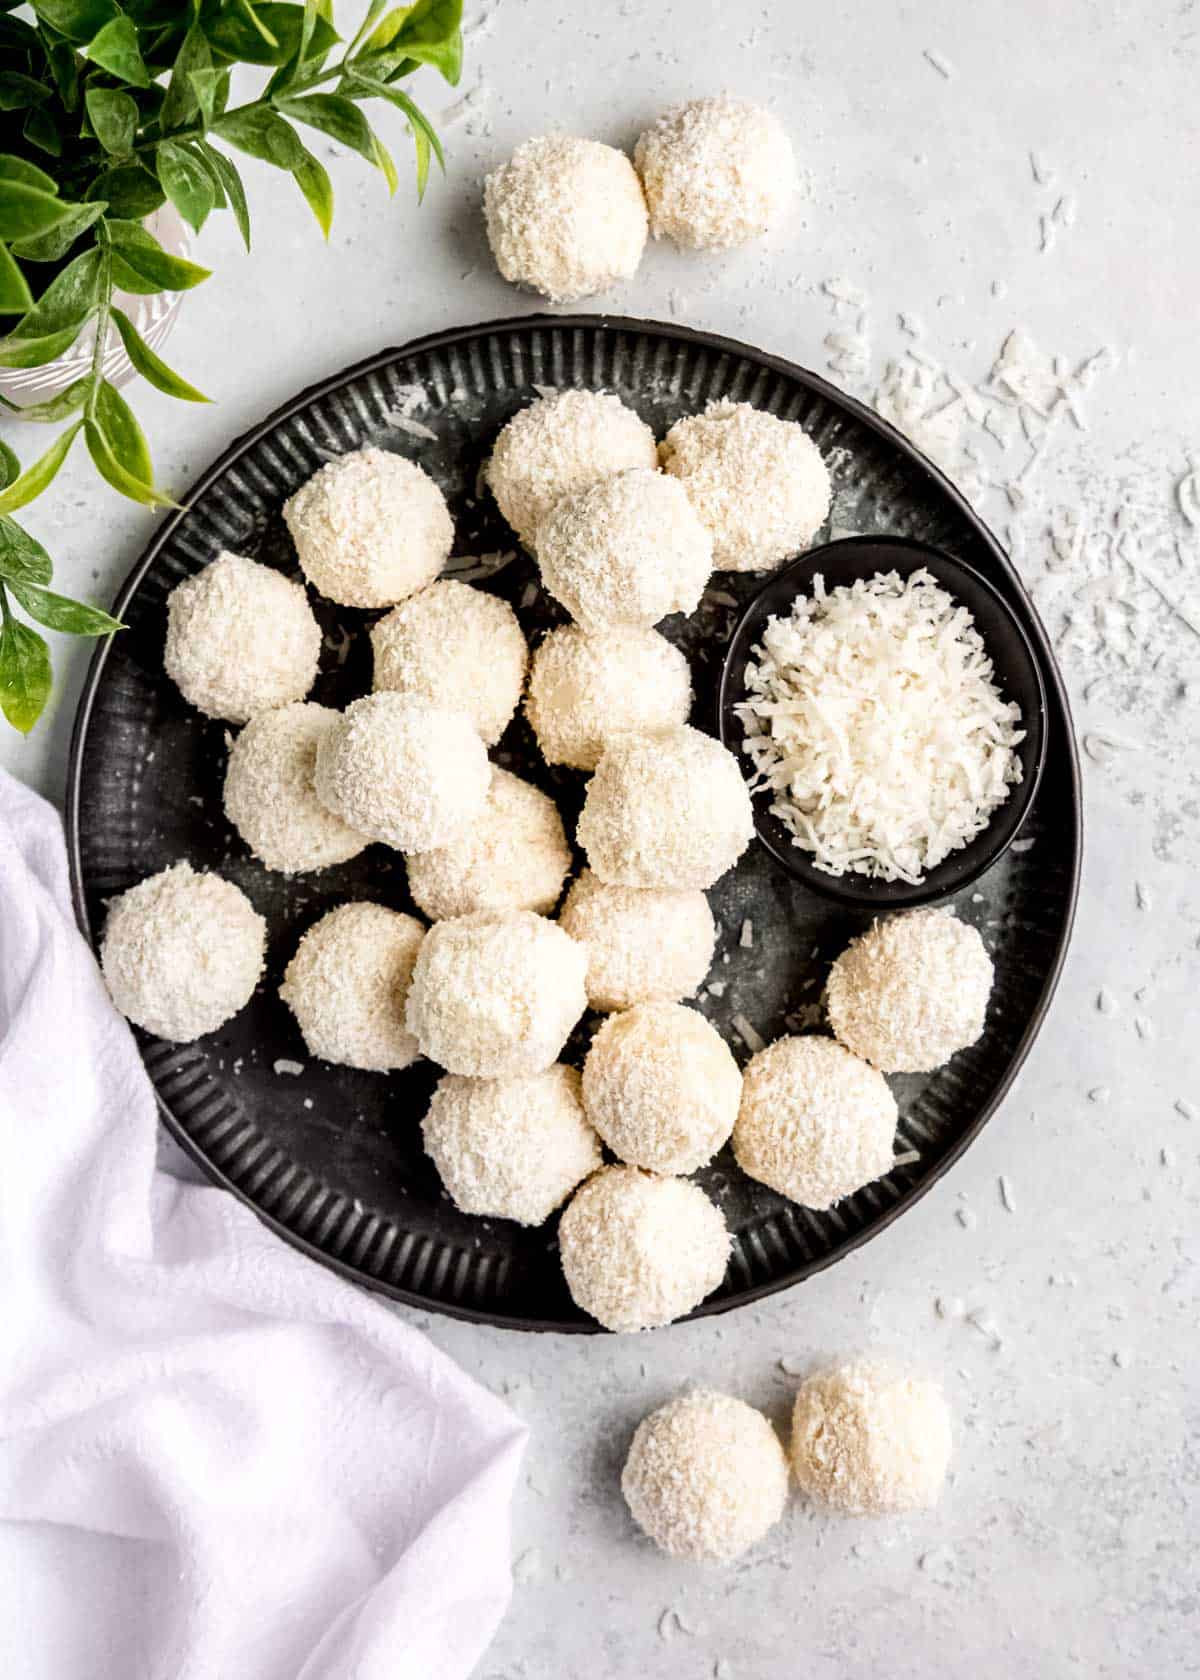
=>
[718,536,1048,910]
[66,314,1081,1332]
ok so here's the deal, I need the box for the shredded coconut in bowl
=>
[736,569,1025,883]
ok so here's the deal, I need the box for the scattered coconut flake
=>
[1175,1098,1196,1121]
[1011,836,1035,853]
[1097,987,1118,1015]
[778,1353,808,1377]
[935,1295,964,1320]
[707,980,726,999]
[956,1207,977,1230]
[923,47,954,78]
[513,1547,543,1585]
[732,1014,766,1055]
[1135,881,1152,910]
[1112,1349,1131,1370]
[1030,152,1055,185]
[999,1175,1016,1212]
[386,412,438,441]
[1088,1086,1111,1104]
[1135,1016,1155,1040]
[273,1058,305,1077]
[893,1149,920,1167]
[740,918,754,949]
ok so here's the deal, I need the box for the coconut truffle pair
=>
[622,1362,953,1564]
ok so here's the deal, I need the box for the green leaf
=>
[87,162,165,218]
[105,218,211,290]
[0,608,52,732]
[292,145,332,237]
[31,0,118,45]
[0,519,52,585]
[10,246,102,337]
[22,107,63,159]
[188,66,227,127]
[349,75,442,194]
[0,378,87,422]
[0,323,86,368]
[347,0,390,54]
[11,199,107,262]
[8,579,123,635]
[111,306,209,401]
[85,417,176,506]
[83,16,150,87]
[370,0,461,84]
[0,421,80,512]
[0,14,42,51]
[213,104,303,168]
[276,91,385,171]
[155,137,214,232]
[0,181,77,242]
[0,438,17,487]
[0,241,33,313]
[160,21,211,132]
[85,86,138,154]
[93,377,152,484]
[0,73,53,111]
[46,40,81,111]
[196,142,249,247]
[205,2,338,67]
[0,156,57,194]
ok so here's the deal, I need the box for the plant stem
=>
[86,230,113,422]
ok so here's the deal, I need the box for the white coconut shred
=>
[736,569,1024,882]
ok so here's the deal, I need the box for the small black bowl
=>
[717,535,1048,909]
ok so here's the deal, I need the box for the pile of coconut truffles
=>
[100,378,996,1335]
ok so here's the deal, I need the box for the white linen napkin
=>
[0,770,527,1680]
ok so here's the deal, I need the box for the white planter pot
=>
[0,206,191,418]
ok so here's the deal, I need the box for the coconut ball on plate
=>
[279,901,425,1072]
[559,869,715,1012]
[404,909,587,1078]
[622,1389,789,1562]
[163,552,320,724]
[485,389,658,553]
[791,1358,953,1515]
[825,908,994,1073]
[483,135,648,303]
[370,579,528,746]
[223,702,367,874]
[659,400,831,573]
[582,1002,740,1175]
[525,623,692,772]
[634,95,796,251]
[557,1165,730,1332]
[283,446,453,608]
[100,861,265,1043]
[537,469,712,631]
[405,767,571,921]
[577,724,754,891]
[421,1063,602,1226]
[314,692,490,853]
[733,1035,896,1210]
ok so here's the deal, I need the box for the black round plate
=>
[718,536,1049,910]
[66,314,1081,1333]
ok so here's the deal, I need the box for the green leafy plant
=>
[0,0,462,732]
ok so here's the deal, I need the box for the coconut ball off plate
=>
[421,1063,602,1227]
[582,1002,741,1175]
[163,552,321,723]
[622,1390,790,1562]
[405,768,571,922]
[525,624,692,772]
[536,469,712,631]
[485,389,658,553]
[559,869,715,1012]
[314,692,490,853]
[790,1358,953,1515]
[557,1165,730,1332]
[825,908,995,1073]
[283,446,453,608]
[483,135,648,303]
[100,861,265,1043]
[404,910,587,1078]
[733,1035,897,1210]
[660,400,831,572]
[370,579,528,746]
[223,702,367,874]
[577,724,754,891]
[280,902,425,1072]
[634,95,797,250]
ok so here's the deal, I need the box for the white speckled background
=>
[4,2,1197,1675]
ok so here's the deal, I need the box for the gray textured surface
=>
[3,2,1197,1676]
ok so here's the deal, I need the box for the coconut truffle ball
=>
[578,725,754,891]
[486,390,658,553]
[537,470,712,632]
[660,401,831,573]
[279,902,424,1072]
[405,910,587,1078]
[314,692,490,853]
[826,908,994,1074]
[483,136,648,304]
[422,1064,601,1226]
[558,1166,730,1332]
[405,768,571,921]
[100,861,265,1043]
[733,1036,896,1210]
[622,1390,789,1562]
[223,703,367,874]
[634,95,796,251]
[163,552,320,724]
[583,1003,740,1174]
[526,624,692,772]
[371,580,527,746]
[283,446,453,608]
[791,1359,953,1516]
[559,870,715,1012]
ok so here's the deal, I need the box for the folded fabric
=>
[0,770,526,1680]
